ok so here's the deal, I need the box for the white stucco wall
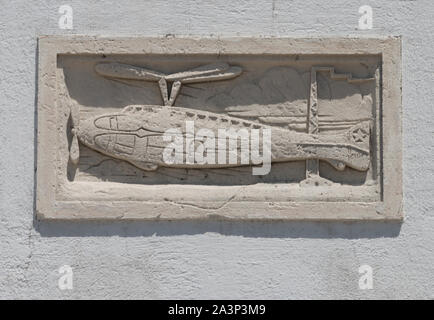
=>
[0,0,433,299]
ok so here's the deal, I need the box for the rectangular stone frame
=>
[36,36,402,221]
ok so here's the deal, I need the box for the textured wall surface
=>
[0,0,433,299]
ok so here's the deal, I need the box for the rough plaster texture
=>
[0,0,432,299]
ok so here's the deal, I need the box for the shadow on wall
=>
[34,219,402,239]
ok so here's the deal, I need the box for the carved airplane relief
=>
[69,62,374,177]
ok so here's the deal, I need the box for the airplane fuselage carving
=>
[76,105,371,172]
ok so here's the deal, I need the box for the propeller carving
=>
[69,101,80,164]
[95,62,242,106]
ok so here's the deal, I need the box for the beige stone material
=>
[36,36,402,220]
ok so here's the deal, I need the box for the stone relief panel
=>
[36,37,402,220]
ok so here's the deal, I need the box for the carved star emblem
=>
[352,128,367,142]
